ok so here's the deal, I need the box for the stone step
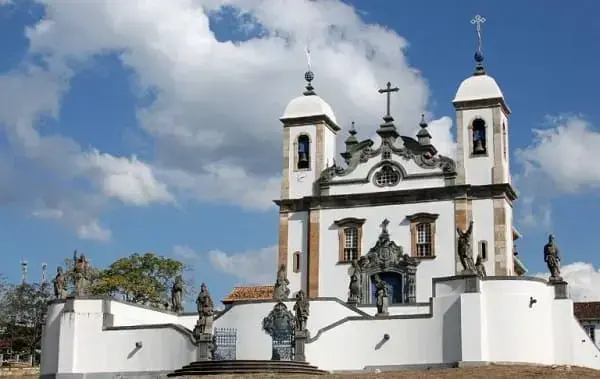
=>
[167,359,327,377]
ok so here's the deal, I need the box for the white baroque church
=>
[40,32,600,378]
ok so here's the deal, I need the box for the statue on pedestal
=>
[72,250,90,296]
[457,221,476,274]
[53,266,67,299]
[194,283,214,337]
[475,254,487,279]
[373,274,389,316]
[273,264,290,301]
[293,290,309,332]
[171,275,184,313]
[544,234,562,281]
[347,260,361,304]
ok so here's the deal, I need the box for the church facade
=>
[277,56,526,305]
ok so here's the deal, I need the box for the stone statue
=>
[475,254,486,279]
[544,234,562,281]
[171,275,184,313]
[347,260,361,304]
[195,283,215,335]
[53,266,67,299]
[273,264,290,301]
[208,334,218,360]
[457,221,476,273]
[293,290,309,332]
[72,250,90,296]
[373,274,389,316]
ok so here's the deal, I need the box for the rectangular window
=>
[416,223,432,257]
[343,227,359,261]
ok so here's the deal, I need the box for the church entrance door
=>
[370,272,403,304]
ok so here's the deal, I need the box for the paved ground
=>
[181,365,600,379]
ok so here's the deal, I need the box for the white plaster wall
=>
[287,211,308,295]
[40,302,64,375]
[318,201,455,302]
[327,156,446,196]
[482,280,554,364]
[357,304,431,317]
[470,199,495,275]
[306,295,461,371]
[459,108,495,186]
[570,318,600,368]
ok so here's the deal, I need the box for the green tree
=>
[0,282,52,365]
[88,253,189,308]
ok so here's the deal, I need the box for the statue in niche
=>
[273,264,290,301]
[293,290,310,332]
[347,260,361,304]
[475,254,487,279]
[373,274,389,316]
[171,275,184,313]
[544,234,562,281]
[195,283,214,336]
[456,221,476,274]
[53,266,67,299]
[72,250,90,296]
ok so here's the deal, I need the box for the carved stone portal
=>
[349,219,419,306]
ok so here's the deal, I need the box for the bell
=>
[299,152,308,163]
[473,139,486,154]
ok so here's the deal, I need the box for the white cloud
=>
[0,0,458,236]
[172,245,199,261]
[77,219,111,242]
[532,262,600,302]
[208,244,276,285]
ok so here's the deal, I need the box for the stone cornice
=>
[280,114,341,133]
[452,97,511,116]
[275,183,518,212]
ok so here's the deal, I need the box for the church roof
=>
[453,73,504,103]
[574,302,600,320]
[281,94,337,125]
[222,285,274,304]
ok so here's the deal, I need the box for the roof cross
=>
[378,82,399,119]
[471,14,486,56]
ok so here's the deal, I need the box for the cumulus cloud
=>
[532,262,600,302]
[208,245,276,285]
[172,245,200,261]
[0,0,457,238]
[515,115,600,228]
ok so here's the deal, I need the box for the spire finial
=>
[349,121,357,136]
[470,14,486,75]
[417,113,432,145]
[303,45,316,96]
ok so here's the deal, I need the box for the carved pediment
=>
[354,219,420,274]
[262,302,294,336]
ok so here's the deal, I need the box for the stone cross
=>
[380,218,390,233]
[471,14,486,54]
[378,82,399,118]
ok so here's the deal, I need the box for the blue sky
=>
[1,0,599,304]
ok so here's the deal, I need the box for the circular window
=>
[374,165,400,187]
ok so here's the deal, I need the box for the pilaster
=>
[278,212,289,268]
[307,210,320,298]
[454,198,472,273]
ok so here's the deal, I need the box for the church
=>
[40,19,600,378]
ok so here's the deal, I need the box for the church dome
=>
[453,74,504,103]
[281,94,337,124]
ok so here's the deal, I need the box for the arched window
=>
[472,118,487,155]
[374,165,401,187]
[292,251,301,273]
[297,134,310,170]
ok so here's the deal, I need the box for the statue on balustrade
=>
[194,283,215,337]
[347,260,361,304]
[456,221,476,274]
[53,266,67,299]
[544,234,562,281]
[475,254,486,279]
[72,250,90,296]
[373,274,389,316]
[273,264,290,301]
[293,290,310,332]
[171,275,184,313]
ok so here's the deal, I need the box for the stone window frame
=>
[468,117,489,158]
[478,240,488,261]
[334,217,366,264]
[293,133,312,171]
[406,212,439,259]
[373,164,401,187]
[292,251,301,273]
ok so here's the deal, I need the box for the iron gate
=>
[213,328,237,360]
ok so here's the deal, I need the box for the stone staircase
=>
[167,360,328,376]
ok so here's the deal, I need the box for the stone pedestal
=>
[375,296,389,317]
[550,279,569,299]
[196,332,213,361]
[294,329,309,362]
[463,273,480,293]
[346,296,358,307]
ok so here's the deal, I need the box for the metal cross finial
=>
[378,82,399,118]
[305,45,312,71]
[471,14,486,54]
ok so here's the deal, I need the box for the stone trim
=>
[278,213,289,268]
[493,199,510,275]
[307,210,320,298]
[467,117,489,158]
[280,114,341,133]
[407,213,439,259]
[53,295,198,317]
[315,125,325,176]
[334,217,366,263]
[280,127,291,199]
[452,97,511,116]
[275,183,517,212]
[292,132,312,172]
